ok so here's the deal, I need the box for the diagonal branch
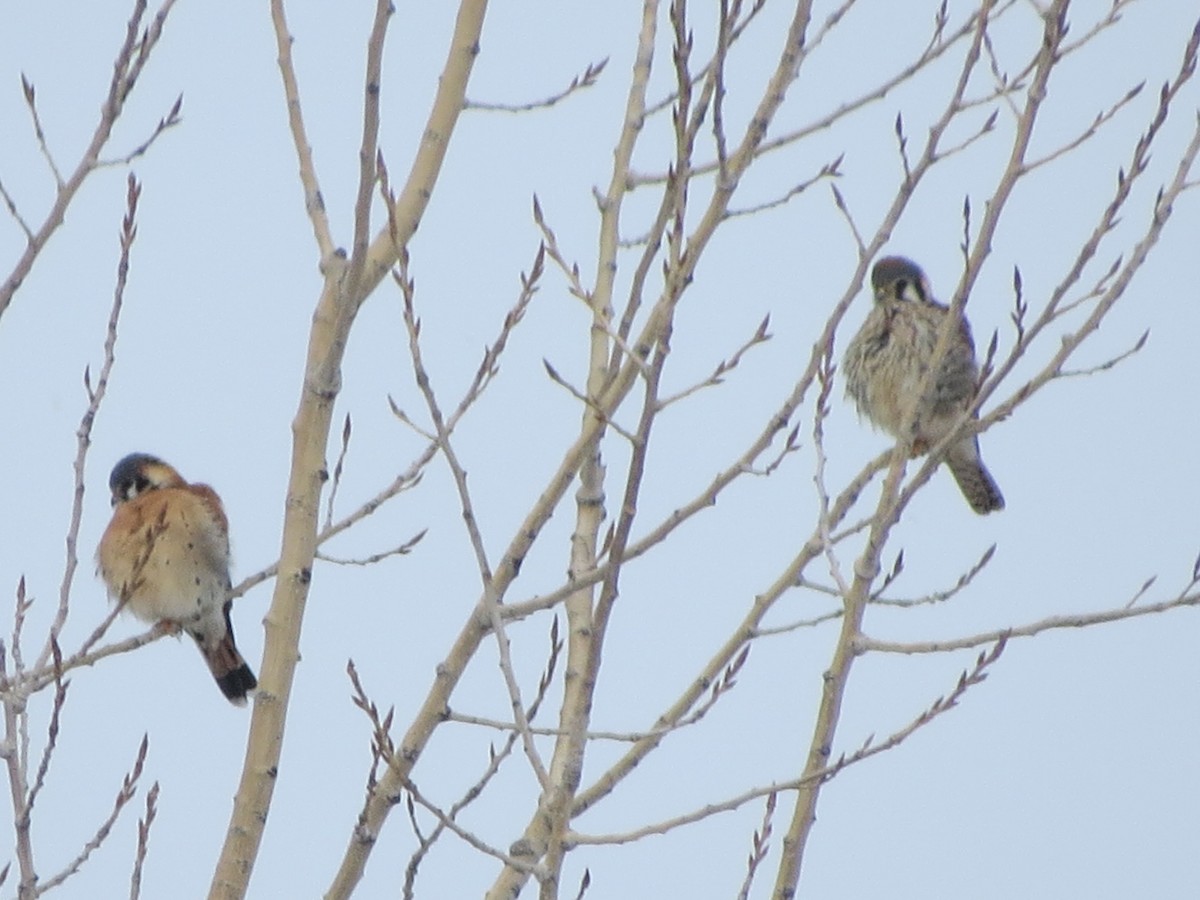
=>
[0,0,178,321]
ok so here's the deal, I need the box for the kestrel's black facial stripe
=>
[108,452,166,502]
[894,276,927,303]
[871,255,927,302]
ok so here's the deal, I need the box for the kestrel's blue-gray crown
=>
[108,452,165,494]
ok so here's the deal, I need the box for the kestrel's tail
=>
[946,438,1005,515]
[191,603,258,705]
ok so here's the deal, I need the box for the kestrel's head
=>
[871,255,930,304]
[108,453,185,506]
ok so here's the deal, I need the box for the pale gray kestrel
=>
[843,255,1004,514]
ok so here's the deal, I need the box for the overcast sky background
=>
[0,2,1197,898]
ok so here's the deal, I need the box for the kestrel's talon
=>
[152,620,182,637]
[97,453,258,704]
[843,256,1005,515]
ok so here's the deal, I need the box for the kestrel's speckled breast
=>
[97,485,230,625]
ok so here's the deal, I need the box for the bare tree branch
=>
[468,59,608,112]
[0,0,178,320]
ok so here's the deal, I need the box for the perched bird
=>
[843,255,1005,514]
[97,453,258,704]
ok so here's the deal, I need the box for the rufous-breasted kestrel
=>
[97,453,257,703]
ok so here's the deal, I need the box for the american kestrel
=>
[97,453,257,704]
[843,255,1005,514]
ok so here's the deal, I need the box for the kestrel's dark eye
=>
[120,474,153,500]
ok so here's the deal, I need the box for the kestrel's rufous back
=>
[843,255,1004,514]
[97,453,258,704]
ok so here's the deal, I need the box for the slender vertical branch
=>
[214,1,485,896]
[270,0,336,261]
[772,3,1053,895]
[487,3,661,895]
[357,0,490,303]
[220,3,484,898]
[2,585,36,897]
[396,260,549,788]
[37,174,140,672]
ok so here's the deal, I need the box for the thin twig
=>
[656,315,772,409]
[128,782,159,900]
[873,544,997,607]
[1022,82,1144,172]
[20,74,65,187]
[630,3,1013,188]
[315,530,426,567]
[39,173,141,672]
[1057,329,1148,377]
[323,413,353,532]
[98,94,183,167]
[570,640,1008,848]
[467,59,608,112]
[396,255,550,789]
[861,591,1200,654]
[724,156,843,220]
[405,780,538,872]
[24,642,68,827]
[37,736,149,894]
[404,620,562,898]
[734,792,776,900]
[269,0,336,261]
